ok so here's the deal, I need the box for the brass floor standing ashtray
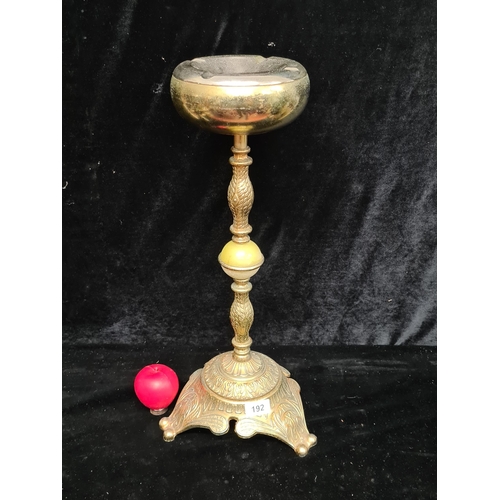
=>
[160,55,317,456]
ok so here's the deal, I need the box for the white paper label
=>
[245,399,271,416]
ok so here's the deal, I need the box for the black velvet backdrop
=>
[62,0,436,347]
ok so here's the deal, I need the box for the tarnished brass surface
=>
[170,55,310,135]
[159,356,317,457]
[161,58,316,455]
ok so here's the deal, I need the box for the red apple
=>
[134,364,179,412]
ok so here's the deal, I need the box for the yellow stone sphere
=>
[219,240,263,268]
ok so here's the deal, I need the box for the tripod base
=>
[159,351,317,457]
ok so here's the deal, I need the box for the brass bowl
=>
[170,55,310,135]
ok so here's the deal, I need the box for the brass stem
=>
[229,134,255,362]
[228,134,253,243]
[230,280,253,361]
[233,133,247,150]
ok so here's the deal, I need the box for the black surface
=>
[62,0,436,346]
[62,344,436,499]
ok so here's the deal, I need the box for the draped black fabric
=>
[62,1,436,498]
[63,345,436,499]
[62,0,436,347]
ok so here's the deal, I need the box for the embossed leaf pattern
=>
[269,379,309,446]
[228,162,254,229]
[230,292,254,341]
[203,353,280,400]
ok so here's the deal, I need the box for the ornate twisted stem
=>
[228,135,253,243]
[219,134,264,362]
[230,280,254,361]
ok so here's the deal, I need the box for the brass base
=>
[159,351,317,457]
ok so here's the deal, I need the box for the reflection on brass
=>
[170,55,310,135]
[160,56,316,456]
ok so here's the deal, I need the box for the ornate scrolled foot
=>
[160,425,176,442]
[295,434,317,457]
[157,368,233,439]
[233,371,317,456]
